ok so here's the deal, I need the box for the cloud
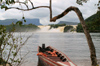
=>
[52,0,97,21]
[78,0,98,19]
[0,9,5,20]
[0,0,98,25]
[2,9,22,19]
[30,9,49,18]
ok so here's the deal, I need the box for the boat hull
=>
[38,56,61,66]
[37,44,77,66]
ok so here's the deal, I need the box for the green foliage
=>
[77,11,100,32]
[0,0,15,5]
[49,24,66,29]
[85,11,100,22]
[22,17,26,22]
[16,21,23,26]
[76,0,88,5]
[1,5,8,10]
[96,0,100,10]
[76,23,83,32]
[64,26,73,32]
[5,23,40,32]
[0,25,11,65]
[0,25,6,34]
[24,19,26,22]
[0,24,30,65]
[22,17,25,19]
[0,0,15,10]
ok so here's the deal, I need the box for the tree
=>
[64,26,73,32]
[77,11,100,32]
[0,0,99,66]
[50,6,98,66]
[0,25,31,66]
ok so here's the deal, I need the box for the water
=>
[15,32,100,66]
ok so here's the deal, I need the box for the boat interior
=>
[38,44,68,62]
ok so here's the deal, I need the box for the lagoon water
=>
[16,32,100,66]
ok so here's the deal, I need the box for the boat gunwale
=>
[48,46,77,66]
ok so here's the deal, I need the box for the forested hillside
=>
[5,24,40,32]
[58,21,78,25]
[77,11,100,32]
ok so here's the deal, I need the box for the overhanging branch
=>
[15,2,29,9]
[28,0,34,8]
[50,6,77,22]
[7,6,50,11]
[4,0,50,11]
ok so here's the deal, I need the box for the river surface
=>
[15,32,100,66]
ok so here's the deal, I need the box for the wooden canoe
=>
[37,44,77,66]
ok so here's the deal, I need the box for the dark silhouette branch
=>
[50,6,77,22]
[15,2,29,9]
[2,0,52,20]
[7,6,49,11]
[29,0,34,8]
[5,0,49,11]
[50,6,98,66]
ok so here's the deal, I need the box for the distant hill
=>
[23,19,42,25]
[77,11,100,32]
[0,19,17,25]
[58,21,78,25]
[85,11,100,22]
[0,18,42,25]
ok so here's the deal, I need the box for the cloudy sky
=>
[0,0,98,25]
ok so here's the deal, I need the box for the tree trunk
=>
[0,43,2,65]
[50,6,98,66]
[49,0,52,19]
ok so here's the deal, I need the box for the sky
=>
[0,0,98,25]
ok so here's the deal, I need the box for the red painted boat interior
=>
[37,44,77,66]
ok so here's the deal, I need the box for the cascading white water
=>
[37,26,61,32]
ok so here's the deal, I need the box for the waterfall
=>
[37,26,61,33]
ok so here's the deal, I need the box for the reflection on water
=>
[15,32,100,66]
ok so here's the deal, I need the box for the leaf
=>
[98,7,100,9]
[14,44,17,48]
[18,61,21,63]
[1,5,8,11]
[10,58,13,61]
[24,19,26,22]
[1,5,5,9]
[5,7,8,11]
[13,52,17,56]
[11,0,15,3]
[22,17,25,19]
[16,21,23,26]
[19,21,23,26]
[12,51,14,53]
[97,4,99,6]
[20,41,22,44]
[6,1,8,4]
